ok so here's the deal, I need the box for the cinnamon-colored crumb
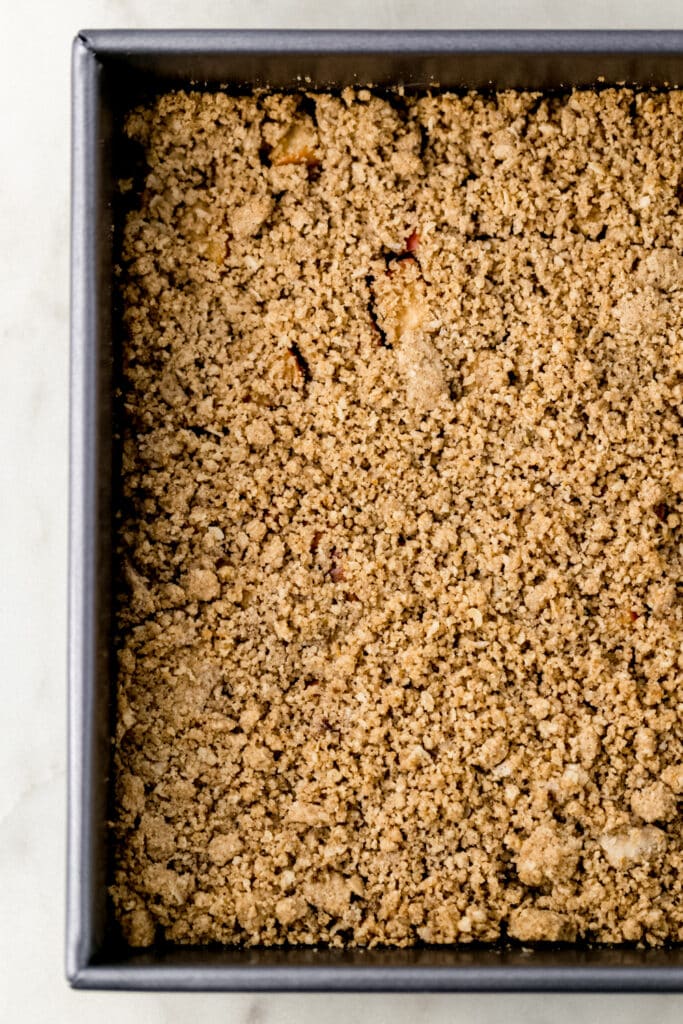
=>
[111,87,683,949]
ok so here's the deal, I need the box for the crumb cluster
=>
[112,87,683,948]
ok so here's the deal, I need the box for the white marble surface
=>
[2,1,683,1019]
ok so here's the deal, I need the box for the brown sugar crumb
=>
[509,907,577,943]
[183,567,220,603]
[631,782,677,823]
[111,87,683,950]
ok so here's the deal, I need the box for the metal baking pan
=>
[68,29,683,992]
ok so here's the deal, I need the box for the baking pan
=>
[69,29,683,991]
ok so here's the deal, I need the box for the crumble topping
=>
[112,87,683,949]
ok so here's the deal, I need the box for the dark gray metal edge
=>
[76,29,683,56]
[68,962,683,993]
[67,33,100,986]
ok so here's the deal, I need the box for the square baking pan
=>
[69,29,683,991]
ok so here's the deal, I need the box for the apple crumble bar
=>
[112,87,682,948]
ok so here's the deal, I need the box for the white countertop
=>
[2,1,682,1020]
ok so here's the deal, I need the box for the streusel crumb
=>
[111,87,682,948]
